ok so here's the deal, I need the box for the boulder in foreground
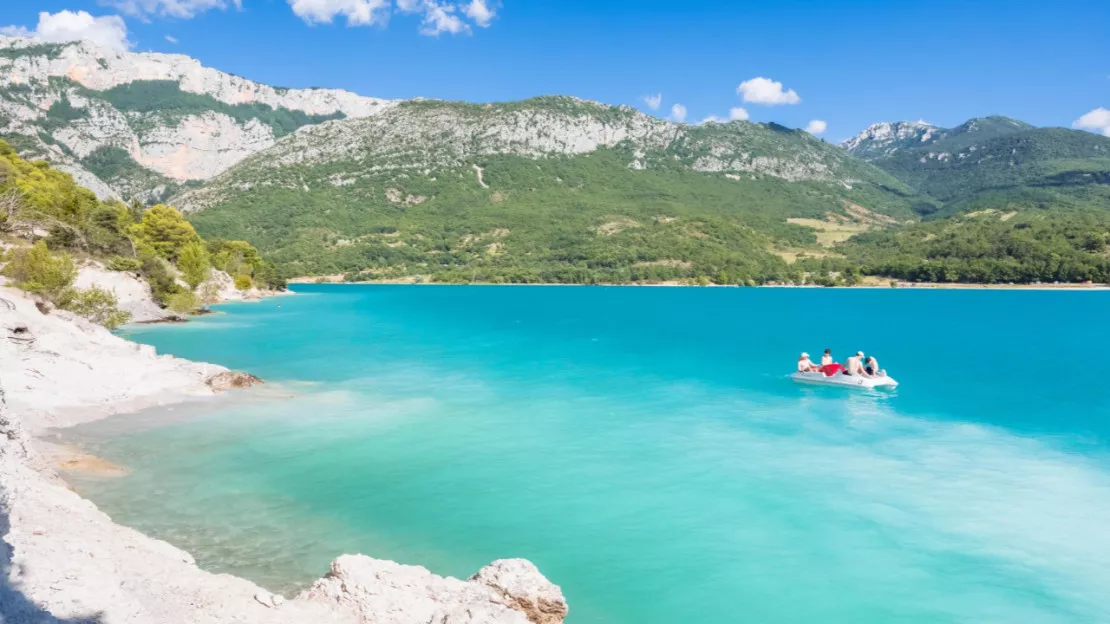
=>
[300,555,568,624]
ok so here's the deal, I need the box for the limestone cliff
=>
[0,36,396,202]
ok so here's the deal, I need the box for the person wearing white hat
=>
[797,352,819,372]
[845,351,867,376]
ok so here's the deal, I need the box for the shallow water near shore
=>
[64,285,1110,622]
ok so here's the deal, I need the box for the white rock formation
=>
[842,121,944,159]
[0,285,568,623]
[0,285,216,433]
[74,262,170,323]
[300,556,568,624]
[0,36,392,117]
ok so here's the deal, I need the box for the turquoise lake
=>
[63,285,1110,622]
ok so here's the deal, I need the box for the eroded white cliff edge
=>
[0,285,568,624]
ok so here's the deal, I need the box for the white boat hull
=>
[791,371,898,389]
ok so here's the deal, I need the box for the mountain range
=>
[3,36,1109,284]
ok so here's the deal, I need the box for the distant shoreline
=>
[287,276,1110,291]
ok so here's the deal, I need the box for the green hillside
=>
[834,209,1110,283]
[182,98,918,284]
[852,117,1110,217]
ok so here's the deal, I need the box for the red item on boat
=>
[820,363,844,376]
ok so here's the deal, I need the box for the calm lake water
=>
[64,285,1110,622]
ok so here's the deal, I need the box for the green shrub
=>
[166,290,198,315]
[139,253,183,306]
[60,286,131,329]
[107,256,143,271]
[1,241,76,302]
[233,274,253,290]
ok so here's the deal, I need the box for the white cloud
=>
[288,0,497,35]
[642,93,662,111]
[0,25,31,38]
[670,103,687,123]
[1073,107,1110,137]
[737,77,800,105]
[164,34,178,43]
[288,0,391,26]
[464,0,497,27]
[103,0,240,20]
[805,119,828,135]
[416,2,470,35]
[0,10,131,52]
[699,109,748,125]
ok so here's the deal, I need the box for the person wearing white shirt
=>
[820,349,833,366]
[797,352,819,372]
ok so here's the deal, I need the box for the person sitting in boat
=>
[820,349,833,366]
[818,349,844,376]
[864,354,882,377]
[797,352,819,372]
[845,351,868,376]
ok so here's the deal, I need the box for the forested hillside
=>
[178,97,917,284]
[7,31,1108,287]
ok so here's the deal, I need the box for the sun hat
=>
[801,352,809,358]
[856,351,864,356]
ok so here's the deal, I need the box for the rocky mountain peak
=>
[841,121,943,159]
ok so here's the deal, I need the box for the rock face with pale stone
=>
[0,35,397,201]
[299,555,568,624]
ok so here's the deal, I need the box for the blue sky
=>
[2,0,1109,140]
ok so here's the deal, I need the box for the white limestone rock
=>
[299,555,568,624]
[74,262,170,323]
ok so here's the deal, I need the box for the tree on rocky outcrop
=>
[131,204,198,260]
[198,281,221,310]
[62,286,131,329]
[234,274,253,291]
[177,241,211,289]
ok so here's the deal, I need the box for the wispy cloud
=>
[1074,107,1110,137]
[737,77,800,105]
[642,93,662,111]
[463,0,497,27]
[103,0,241,20]
[699,107,749,125]
[289,0,498,35]
[288,0,391,26]
[407,1,470,36]
[0,10,131,52]
[164,34,178,43]
[670,103,687,123]
[805,119,828,135]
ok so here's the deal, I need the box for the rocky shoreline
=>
[0,285,567,623]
